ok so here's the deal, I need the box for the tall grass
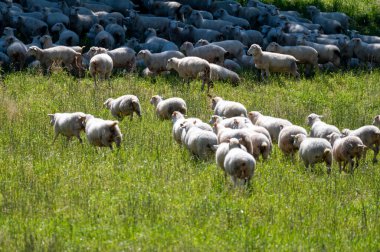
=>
[1,68,380,250]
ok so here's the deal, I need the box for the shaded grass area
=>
[0,68,380,250]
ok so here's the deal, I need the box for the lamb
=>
[84,114,122,150]
[265,42,319,74]
[207,63,241,85]
[150,95,187,120]
[292,133,333,173]
[296,36,341,67]
[211,97,247,118]
[180,41,227,65]
[307,113,340,140]
[248,111,292,143]
[328,132,367,173]
[213,8,250,29]
[137,50,185,75]
[247,44,300,80]
[48,112,87,143]
[171,111,202,144]
[278,125,308,157]
[104,95,142,121]
[341,126,380,163]
[188,10,233,33]
[223,138,256,186]
[182,25,224,44]
[180,120,218,160]
[166,56,212,92]
[215,138,247,177]
[50,23,79,46]
[89,53,113,87]
[27,45,80,74]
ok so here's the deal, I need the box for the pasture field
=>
[1,68,380,251]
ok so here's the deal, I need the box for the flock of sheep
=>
[1,0,380,186]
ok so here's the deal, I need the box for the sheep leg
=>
[52,132,59,144]
[260,70,266,80]
[75,135,83,144]
[373,145,379,163]
[349,159,355,174]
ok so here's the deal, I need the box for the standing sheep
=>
[89,53,113,87]
[211,96,247,118]
[278,125,308,157]
[307,113,340,140]
[48,112,87,143]
[180,41,227,65]
[104,95,142,121]
[137,50,185,75]
[171,111,202,144]
[215,138,247,179]
[150,95,187,120]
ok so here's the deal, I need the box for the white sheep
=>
[89,53,113,87]
[84,114,122,150]
[211,96,247,118]
[328,132,366,173]
[348,38,380,64]
[180,41,227,65]
[150,95,187,120]
[278,125,308,157]
[307,113,340,140]
[215,138,247,177]
[104,95,141,121]
[248,111,292,143]
[166,56,212,91]
[48,112,87,143]
[171,111,202,144]
[292,133,333,173]
[341,125,380,163]
[224,138,256,186]
[209,63,241,85]
[137,50,185,75]
[247,44,300,80]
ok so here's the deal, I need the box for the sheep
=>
[84,114,122,150]
[292,133,333,173]
[5,36,28,70]
[231,26,264,47]
[85,46,136,72]
[265,42,319,75]
[143,28,179,53]
[51,23,79,46]
[171,111,202,144]
[68,7,98,35]
[328,132,367,173]
[39,35,84,53]
[247,44,300,80]
[182,25,224,43]
[215,138,247,179]
[229,4,260,28]
[166,56,212,91]
[188,10,233,33]
[150,95,187,120]
[348,38,380,64]
[104,95,142,121]
[27,45,81,74]
[248,111,292,143]
[350,30,380,44]
[180,120,218,160]
[211,96,247,118]
[306,6,349,32]
[213,8,250,29]
[105,23,125,47]
[278,125,308,157]
[223,59,241,72]
[137,50,185,75]
[195,39,246,59]
[16,16,48,40]
[42,8,69,28]
[341,126,380,163]
[48,112,87,144]
[87,24,115,50]
[147,0,185,19]
[296,36,341,67]
[208,63,241,85]
[307,113,341,140]
[180,41,227,65]
[168,21,190,46]
[223,138,256,186]
[373,115,380,127]
[306,6,342,34]
[89,53,113,87]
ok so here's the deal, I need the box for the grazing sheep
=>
[224,138,256,186]
[213,8,250,29]
[328,132,366,173]
[195,39,246,59]
[166,56,212,91]
[48,112,87,143]
[171,111,202,144]
[84,114,122,150]
[86,46,136,72]
[104,95,142,121]
[211,97,247,118]
[188,10,233,33]
[180,120,218,160]
[247,44,300,80]
[292,133,333,173]
[182,25,224,44]
[208,63,240,85]
[215,138,247,178]
[307,113,340,140]
[266,42,319,74]
[223,59,241,72]
[341,126,380,163]
[180,41,227,65]
[137,50,185,75]
[248,111,292,143]
[150,95,187,120]
[89,53,113,87]
[278,125,308,157]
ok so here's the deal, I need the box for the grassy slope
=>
[1,69,380,250]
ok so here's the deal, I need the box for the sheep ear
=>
[47,114,54,118]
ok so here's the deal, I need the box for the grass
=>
[1,67,380,250]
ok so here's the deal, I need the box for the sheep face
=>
[326,132,341,146]
[211,97,222,110]
[103,98,113,109]
[373,115,380,127]
[136,50,149,60]
[179,42,192,53]
[247,44,262,57]
[248,111,261,124]
[48,114,56,126]
[150,95,162,107]
[51,23,64,33]
[172,111,184,122]
[266,42,280,52]
[166,58,177,70]
[341,129,352,136]
[292,133,306,148]
[307,113,322,126]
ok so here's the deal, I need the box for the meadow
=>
[1,67,380,250]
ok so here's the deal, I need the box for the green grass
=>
[1,68,380,250]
